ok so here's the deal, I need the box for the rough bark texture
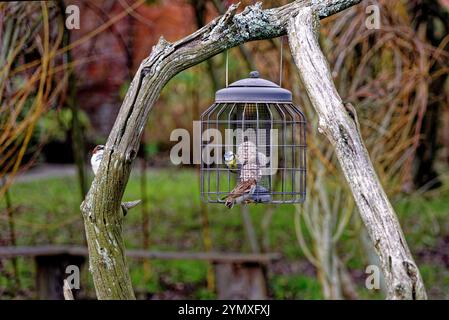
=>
[286,7,426,300]
[80,0,425,300]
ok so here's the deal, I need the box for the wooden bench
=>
[0,246,281,300]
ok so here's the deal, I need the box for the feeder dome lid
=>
[215,71,292,103]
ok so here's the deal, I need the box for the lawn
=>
[1,167,448,299]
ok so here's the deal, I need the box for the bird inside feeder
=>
[200,71,306,207]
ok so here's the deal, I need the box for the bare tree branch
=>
[286,7,426,300]
[211,0,256,71]
[63,279,75,300]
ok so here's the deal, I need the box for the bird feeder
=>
[200,71,306,205]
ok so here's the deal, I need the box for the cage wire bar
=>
[200,71,306,205]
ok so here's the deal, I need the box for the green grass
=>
[1,168,449,299]
[271,275,322,300]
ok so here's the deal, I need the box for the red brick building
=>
[69,0,198,137]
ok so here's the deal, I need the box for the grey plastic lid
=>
[215,71,292,103]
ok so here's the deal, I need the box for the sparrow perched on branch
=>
[224,178,257,209]
[90,145,104,175]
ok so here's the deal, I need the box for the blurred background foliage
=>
[1,0,449,299]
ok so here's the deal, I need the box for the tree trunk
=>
[286,7,426,299]
[81,0,425,300]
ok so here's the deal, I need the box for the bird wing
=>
[227,179,256,198]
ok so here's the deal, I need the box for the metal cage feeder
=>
[200,71,306,205]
